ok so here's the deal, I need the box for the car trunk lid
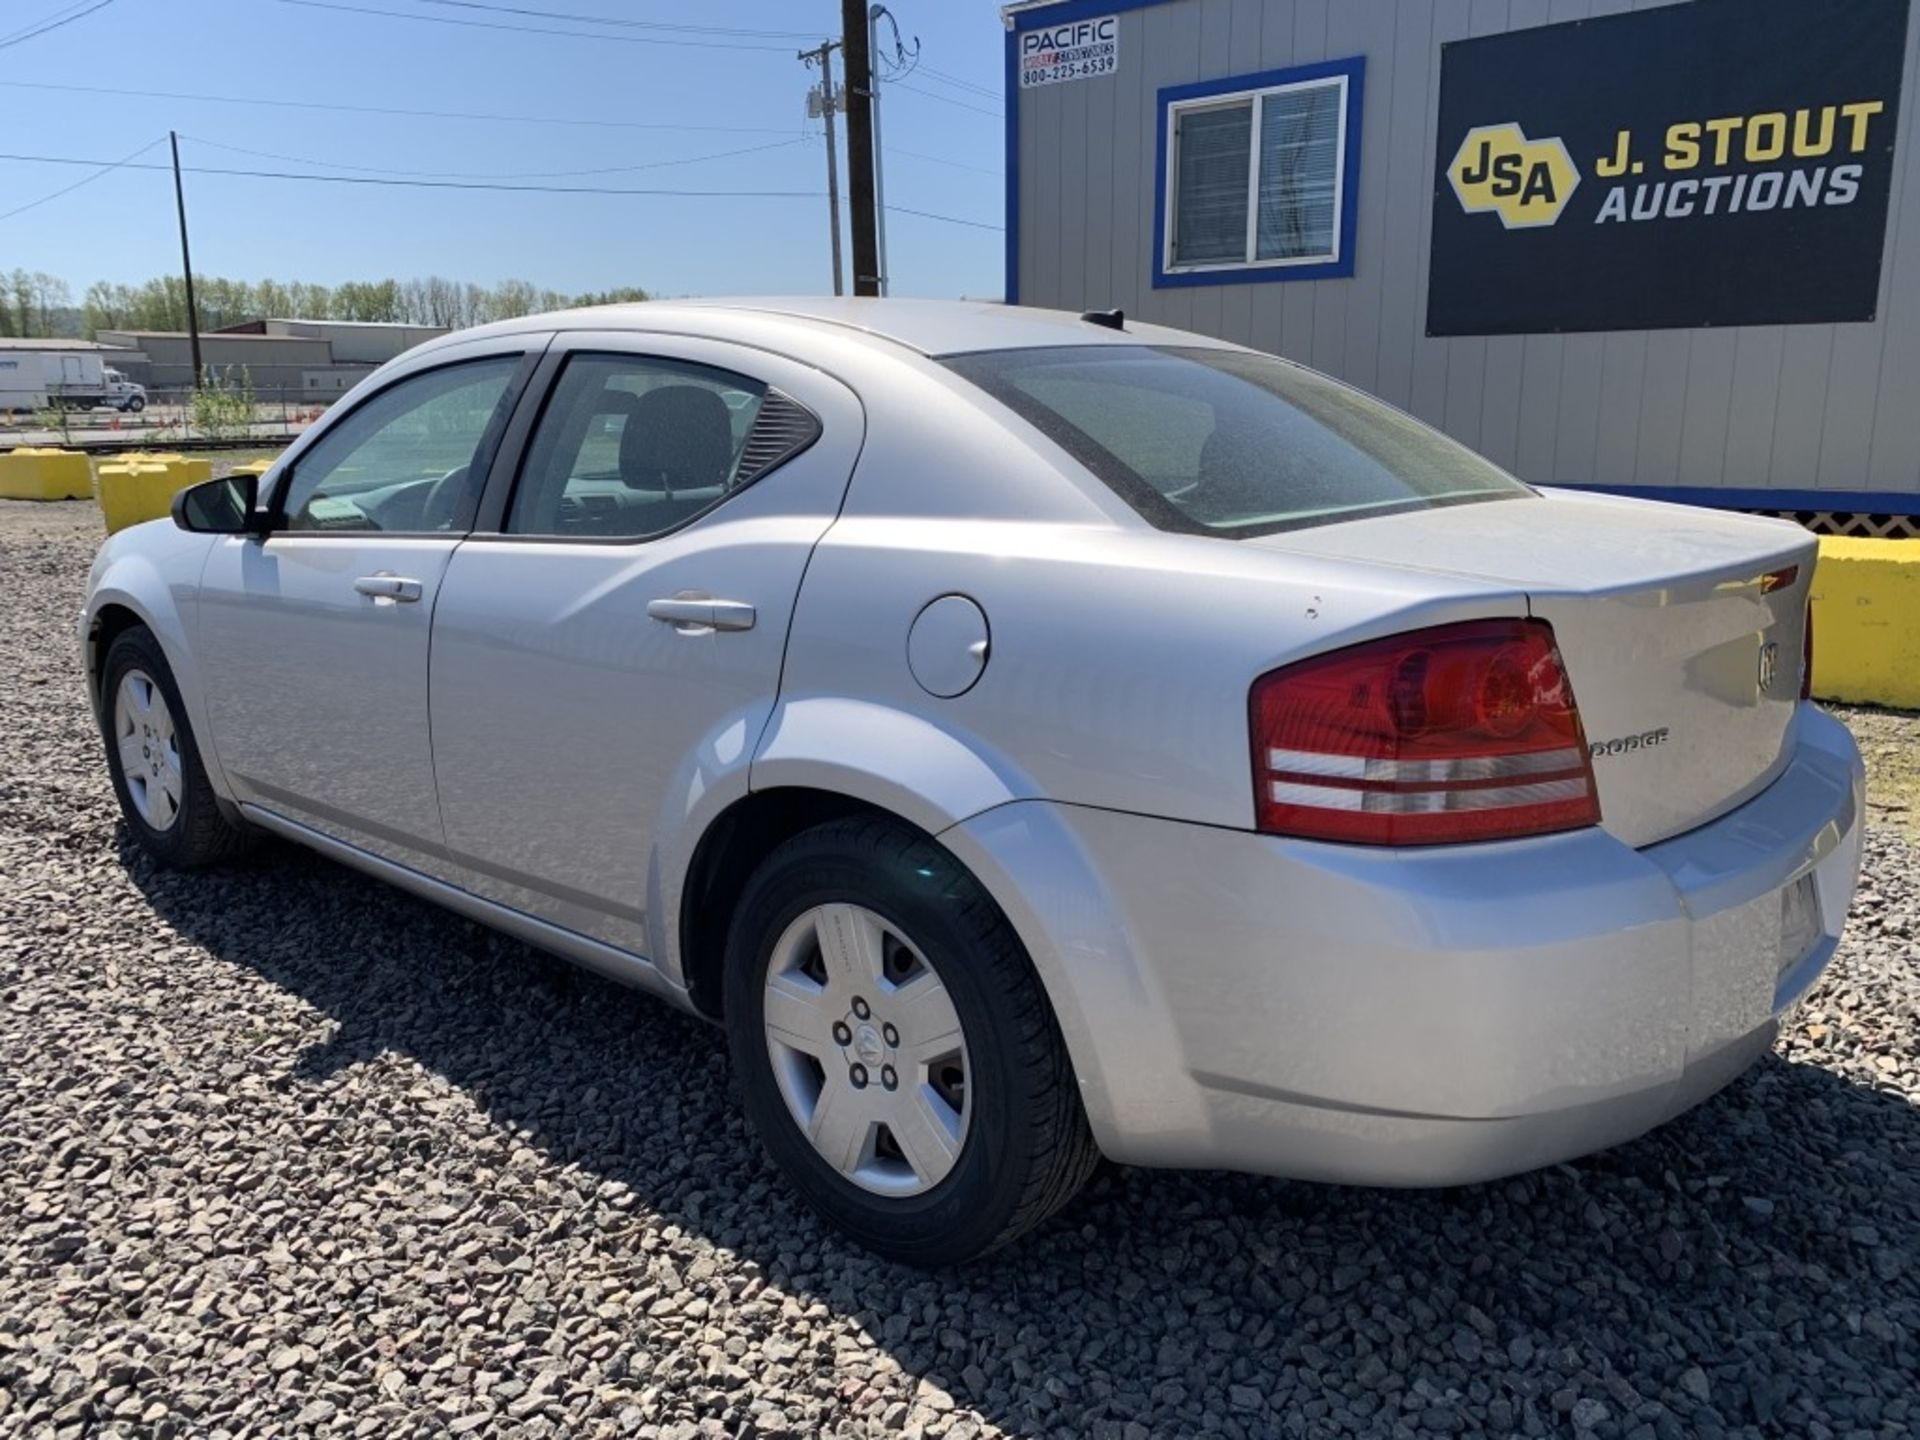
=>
[1246,488,1815,847]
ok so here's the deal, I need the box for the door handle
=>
[647,595,756,633]
[354,574,423,603]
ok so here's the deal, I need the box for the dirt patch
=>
[0,496,101,542]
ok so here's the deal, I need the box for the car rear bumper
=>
[944,703,1864,1186]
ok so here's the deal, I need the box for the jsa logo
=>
[1447,123,1580,228]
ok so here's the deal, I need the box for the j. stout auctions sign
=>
[1427,0,1908,336]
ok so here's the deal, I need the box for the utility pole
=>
[800,39,844,297]
[169,130,203,389]
[840,0,879,296]
[869,5,889,296]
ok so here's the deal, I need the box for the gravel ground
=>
[1847,708,1920,843]
[2,497,1916,1440]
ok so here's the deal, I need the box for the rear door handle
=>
[354,574,423,603]
[647,596,756,632]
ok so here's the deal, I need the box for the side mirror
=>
[172,473,267,535]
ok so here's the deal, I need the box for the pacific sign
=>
[1019,14,1119,89]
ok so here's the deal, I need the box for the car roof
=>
[459,297,1239,360]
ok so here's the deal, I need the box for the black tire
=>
[125,395,146,413]
[99,625,250,868]
[723,816,1099,1265]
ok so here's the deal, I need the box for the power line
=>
[0,79,803,136]
[891,83,1000,120]
[276,0,798,52]
[0,151,1001,246]
[414,0,816,41]
[885,203,1003,233]
[0,150,821,200]
[0,0,114,50]
[181,133,807,182]
[911,63,998,101]
[887,145,1000,178]
[0,1,91,45]
[0,134,161,224]
[0,82,998,184]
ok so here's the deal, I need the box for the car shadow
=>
[123,834,1920,1437]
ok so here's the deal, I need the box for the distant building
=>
[93,318,450,398]
[0,337,139,355]
[214,318,452,364]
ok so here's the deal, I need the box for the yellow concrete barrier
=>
[230,458,277,480]
[94,452,214,535]
[1811,537,1920,710]
[0,447,93,500]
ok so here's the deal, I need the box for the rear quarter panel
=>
[765,366,1538,831]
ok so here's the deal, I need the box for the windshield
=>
[944,345,1533,536]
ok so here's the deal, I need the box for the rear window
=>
[944,345,1532,536]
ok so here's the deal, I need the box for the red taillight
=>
[1250,618,1601,845]
[1801,601,1814,700]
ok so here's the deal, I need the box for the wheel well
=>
[88,604,147,702]
[679,788,925,1019]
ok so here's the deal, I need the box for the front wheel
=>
[100,625,250,867]
[123,395,146,413]
[723,817,1098,1265]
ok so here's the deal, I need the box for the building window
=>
[1155,57,1364,287]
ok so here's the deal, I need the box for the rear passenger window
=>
[505,354,817,539]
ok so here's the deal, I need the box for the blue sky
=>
[0,0,1009,300]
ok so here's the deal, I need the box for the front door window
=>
[278,357,520,533]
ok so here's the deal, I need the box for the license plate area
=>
[1776,871,1823,981]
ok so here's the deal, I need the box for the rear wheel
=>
[723,817,1098,1265]
[100,626,249,867]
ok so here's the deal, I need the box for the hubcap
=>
[113,669,183,831]
[762,903,971,1197]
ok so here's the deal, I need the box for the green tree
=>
[486,278,539,321]
[572,285,651,308]
[285,280,335,319]
[36,271,658,338]
[333,279,402,322]
[82,280,137,336]
[4,269,71,337]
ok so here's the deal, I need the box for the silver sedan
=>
[82,299,1864,1263]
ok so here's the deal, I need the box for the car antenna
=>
[1080,308,1126,331]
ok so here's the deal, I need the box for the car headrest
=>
[1192,420,1277,519]
[592,388,646,428]
[619,385,734,492]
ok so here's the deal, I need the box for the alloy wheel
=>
[762,902,971,1197]
[114,668,183,831]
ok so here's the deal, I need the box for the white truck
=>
[0,349,147,413]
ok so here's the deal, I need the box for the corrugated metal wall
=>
[1012,0,1920,509]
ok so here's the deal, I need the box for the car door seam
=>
[422,535,460,860]
[750,386,872,792]
[420,338,556,860]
